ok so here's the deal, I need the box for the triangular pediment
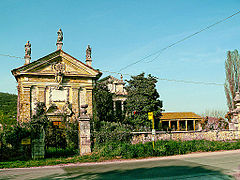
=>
[12,50,101,78]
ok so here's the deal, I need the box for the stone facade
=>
[12,50,101,123]
[12,34,101,156]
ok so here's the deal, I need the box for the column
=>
[185,120,188,131]
[38,86,46,103]
[17,85,20,122]
[78,115,91,155]
[86,88,93,116]
[72,87,80,118]
[79,88,86,106]
[21,86,31,122]
[194,120,196,131]
[177,120,180,131]
[169,121,171,129]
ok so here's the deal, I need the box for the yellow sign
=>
[21,138,31,145]
[148,112,154,120]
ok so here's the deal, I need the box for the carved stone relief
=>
[52,62,66,87]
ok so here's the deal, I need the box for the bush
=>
[45,147,78,158]
[92,121,132,147]
[94,139,240,160]
[0,123,31,161]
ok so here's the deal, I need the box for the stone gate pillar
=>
[231,92,240,138]
[78,104,91,155]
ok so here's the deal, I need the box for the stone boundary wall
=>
[131,130,240,144]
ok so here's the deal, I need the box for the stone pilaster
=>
[72,87,80,118]
[86,88,93,116]
[38,86,46,103]
[17,85,21,122]
[20,86,31,122]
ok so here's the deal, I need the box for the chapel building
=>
[12,29,102,123]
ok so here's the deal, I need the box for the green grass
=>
[0,153,111,169]
[1,139,240,169]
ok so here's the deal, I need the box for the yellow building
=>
[12,29,101,123]
[161,112,202,131]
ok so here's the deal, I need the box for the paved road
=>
[1,150,240,179]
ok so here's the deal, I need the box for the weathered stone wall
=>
[131,130,240,144]
[17,76,94,122]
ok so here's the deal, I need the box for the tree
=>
[30,102,48,138]
[124,73,163,129]
[225,50,240,111]
[92,81,114,130]
[201,109,227,119]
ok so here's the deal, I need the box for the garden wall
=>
[131,130,240,144]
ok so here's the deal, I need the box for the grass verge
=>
[1,139,240,169]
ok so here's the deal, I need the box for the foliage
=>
[96,139,240,159]
[30,102,49,139]
[124,73,163,129]
[45,113,78,151]
[45,147,78,158]
[224,50,240,111]
[0,92,17,126]
[92,121,132,146]
[0,123,31,161]
[92,81,114,130]
[2,139,240,168]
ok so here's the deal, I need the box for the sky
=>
[1,0,240,114]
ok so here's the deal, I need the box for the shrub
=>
[0,123,31,161]
[92,121,132,147]
[45,147,78,158]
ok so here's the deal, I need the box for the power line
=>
[118,10,240,72]
[100,70,224,86]
[0,54,224,86]
[0,53,23,59]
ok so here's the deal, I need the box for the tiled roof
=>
[161,112,202,120]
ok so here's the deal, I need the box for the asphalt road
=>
[1,150,240,179]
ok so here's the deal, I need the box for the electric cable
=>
[118,10,240,72]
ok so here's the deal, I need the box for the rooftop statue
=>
[24,41,31,58]
[57,28,63,43]
[86,45,91,59]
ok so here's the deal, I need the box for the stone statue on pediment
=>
[25,41,31,58]
[52,62,66,86]
[57,29,63,43]
[86,45,91,59]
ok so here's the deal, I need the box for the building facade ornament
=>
[56,28,63,50]
[52,62,66,87]
[24,41,31,65]
[86,45,91,59]
[86,45,92,67]
[12,31,102,156]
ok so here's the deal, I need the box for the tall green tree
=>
[92,82,114,130]
[225,50,240,111]
[124,73,163,129]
